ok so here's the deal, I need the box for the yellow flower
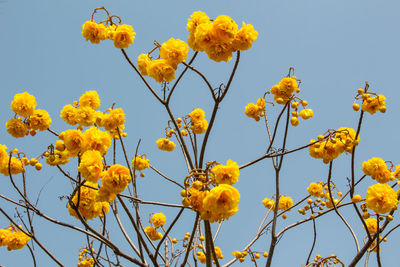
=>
[0,156,24,176]
[362,94,386,115]
[60,104,78,126]
[151,213,166,228]
[6,230,30,251]
[6,118,28,138]
[197,252,207,264]
[362,157,395,184]
[366,183,398,214]
[82,126,112,155]
[28,109,51,131]
[137,54,152,76]
[231,22,258,51]
[214,246,224,259]
[147,59,176,83]
[201,184,240,223]
[78,150,104,183]
[113,24,136,49]
[245,98,265,121]
[10,92,37,118]
[101,108,125,132]
[156,138,176,152]
[212,15,238,42]
[160,38,189,65]
[278,195,293,210]
[307,183,323,197]
[187,187,208,212]
[299,109,313,120]
[100,164,132,195]
[262,198,275,209]
[205,41,234,62]
[0,228,12,246]
[68,181,110,220]
[187,11,210,51]
[79,91,101,110]
[193,22,214,52]
[132,155,149,171]
[364,218,379,234]
[76,106,96,127]
[211,159,240,185]
[60,129,84,156]
[82,20,108,44]
[144,226,162,241]
[270,77,298,104]
[77,258,95,267]
[335,127,360,153]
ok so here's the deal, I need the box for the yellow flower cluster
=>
[309,127,360,164]
[270,76,300,105]
[96,164,132,202]
[77,150,104,183]
[262,195,293,211]
[137,38,189,83]
[211,159,240,185]
[307,182,324,197]
[232,250,268,263]
[77,258,94,267]
[362,95,386,115]
[187,11,258,62]
[144,226,162,241]
[290,100,313,127]
[54,126,111,166]
[245,98,265,121]
[197,247,223,264]
[0,144,24,176]
[132,155,150,171]
[364,218,379,234]
[151,213,166,228]
[7,92,51,138]
[366,183,398,214]
[201,184,240,223]
[353,88,387,114]
[68,181,110,220]
[77,248,94,267]
[82,19,135,49]
[0,226,30,251]
[188,108,208,134]
[156,138,176,152]
[362,157,395,184]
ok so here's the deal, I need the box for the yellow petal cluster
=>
[68,182,110,220]
[156,138,176,152]
[245,98,265,121]
[77,258,94,267]
[132,155,149,171]
[364,218,379,234]
[160,38,189,65]
[28,109,51,131]
[362,157,395,184]
[211,159,240,185]
[82,20,108,44]
[201,184,240,223]
[362,94,386,115]
[6,118,28,138]
[99,164,132,195]
[78,150,104,183]
[309,127,360,164]
[262,198,275,209]
[151,213,166,228]
[144,226,162,241]
[79,91,101,110]
[0,146,24,176]
[188,108,208,134]
[307,182,324,197]
[270,76,299,104]
[366,183,398,214]
[278,195,293,210]
[82,19,135,49]
[10,92,37,118]
[0,227,30,251]
[187,12,258,62]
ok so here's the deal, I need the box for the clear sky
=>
[0,0,399,266]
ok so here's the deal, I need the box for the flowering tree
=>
[0,6,398,267]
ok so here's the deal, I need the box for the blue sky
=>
[0,0,399,266]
